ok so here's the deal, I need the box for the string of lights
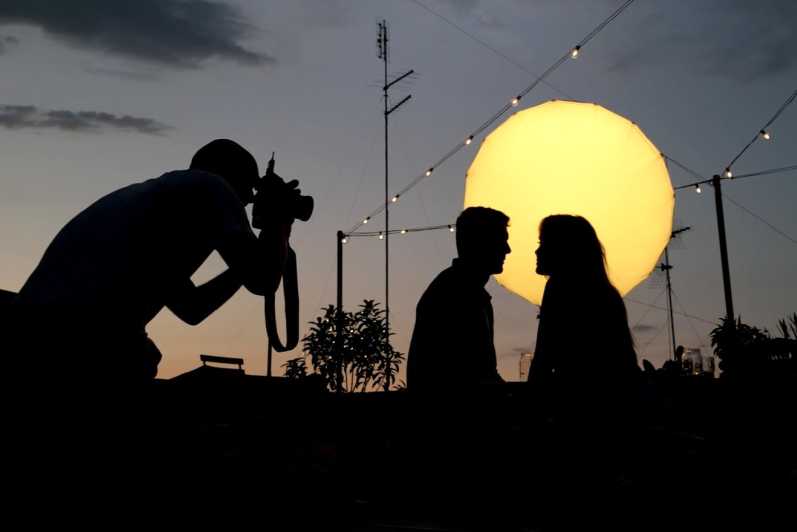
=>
[731,164,797,181]
[724,89,796,178]
[341,223,455,242]
[672,164,797,192]
[348,0,636,234]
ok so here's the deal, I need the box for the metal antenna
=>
[377,19,413,391]
[659,226,691,359]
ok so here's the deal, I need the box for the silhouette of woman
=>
[527,214,639,414]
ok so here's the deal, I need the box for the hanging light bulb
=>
[760,130,771,141]
[425,168,433,177]
[465,136,473,145]
[449,225,455,232]
[391,195,399,203]
[570,46,580,59]
[341,237,348,244]
[363,218,369,224]
[378,233,384,240]
[511,97,520,107]
[695,184,702,194]
[724,167,733,178]
[400,229,407,235]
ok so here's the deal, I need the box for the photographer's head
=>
[456,207,511,275]
[190,139,258,205]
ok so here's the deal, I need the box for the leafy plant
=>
[710,314,797,378]
[285,300,404,393]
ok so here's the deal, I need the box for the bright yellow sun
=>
[464,100,674,305]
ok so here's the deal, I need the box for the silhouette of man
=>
[406,206,510,391]
[13,139,290,384]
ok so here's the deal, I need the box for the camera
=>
[252,153,314,229]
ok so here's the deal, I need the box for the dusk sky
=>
[2,0,795,380]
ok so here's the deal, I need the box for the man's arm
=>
[165,269,243,326]
[215,221,292,297]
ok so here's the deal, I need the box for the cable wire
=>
[722,191,797,246]
[726,89,797,172]
[408,0,574,99]
[348,0,637,233]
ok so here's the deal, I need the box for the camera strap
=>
[264,247,299,352]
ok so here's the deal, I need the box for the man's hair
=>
[190,139,259,191]
[455,206,509,257]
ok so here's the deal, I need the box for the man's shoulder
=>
[417,265,460,307]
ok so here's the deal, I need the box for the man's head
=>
[456,207,511,275]
[190,139,259,204]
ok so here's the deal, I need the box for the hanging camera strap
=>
[264,247,299,352]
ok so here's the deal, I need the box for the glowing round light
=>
[464,100,674,305]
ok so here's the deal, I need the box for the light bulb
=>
[392,195,399,203]
[400,229,407,235]
[341,237,348,244]
[449,225,455,232]
[425,168,433,177]
[363,218,369,224]
[695,184,702,194]
[378,233,384,240]
[760,130,771,141]
[570,46,580,59]
[511,97,519,107]
[725,168,733,178]
[465,136,473,145]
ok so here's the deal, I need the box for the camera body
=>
[252,153,313,229]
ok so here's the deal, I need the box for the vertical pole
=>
[267,342,273,377]
[336,230,344,393]
[382,21,391,392]
[712,175,735,322]
[664,247,677,359]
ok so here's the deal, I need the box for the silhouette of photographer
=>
[12,139,302,385]
[407,206,509,392]
[6,138,313,520]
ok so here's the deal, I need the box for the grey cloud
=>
[0,0,273,68]
[606,0,797,82]
[85,66,161,82]
[0,34,19,54]
[0,105,171,135]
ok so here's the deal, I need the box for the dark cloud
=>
[0,0,273,68]
[0,34,19,54]
[0,105,171,135]
[606,0,797,82]
[631,323,657,334]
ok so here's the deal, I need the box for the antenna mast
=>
[377,20,413,391]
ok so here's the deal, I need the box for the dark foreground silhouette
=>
[407,206,509,391]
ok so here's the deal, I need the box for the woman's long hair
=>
[539,214,636,351]
[539,214,612,287]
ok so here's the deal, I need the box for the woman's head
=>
[535,214,608,281]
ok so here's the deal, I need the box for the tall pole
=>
[377,21,412,391]
[712,174,735,322]
[336,230,344,393]
[663,247,676,359]
[380,21,390,388]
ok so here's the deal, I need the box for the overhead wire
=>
[348,0,637,233]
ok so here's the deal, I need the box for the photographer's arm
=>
[166,269,243,326]
[216,221,292,297]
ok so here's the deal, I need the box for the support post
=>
[712,174,735,322]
